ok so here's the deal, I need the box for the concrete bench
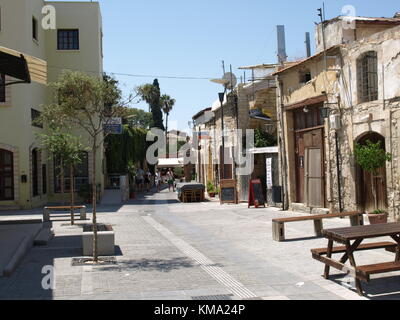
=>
[272,211,364,242]
[43,206,87,222]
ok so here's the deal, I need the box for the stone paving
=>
[1,188,400,300]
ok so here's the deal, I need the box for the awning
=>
[156,158,184,168]
[0,46,47,86]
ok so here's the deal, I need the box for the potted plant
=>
[215,186,221,198]
[207,181,216,198]
[367,209,388,225]
[354,140,392,225]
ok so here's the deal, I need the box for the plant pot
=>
[82,223,115,256]
[208,192,215,198]
[367,213,388,225]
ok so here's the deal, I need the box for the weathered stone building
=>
[193,67,279,202]
[275,15,400,220]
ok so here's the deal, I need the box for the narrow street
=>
[1,189,399,300]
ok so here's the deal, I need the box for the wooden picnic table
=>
[311,223,400,296]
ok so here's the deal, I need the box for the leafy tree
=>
[38,128,86,225]
[124,107,153,129]
[137,79,164,130]
[160,94,176,157]
[254,128,277,148]
[41,70,126,262]
[354,140,392,210]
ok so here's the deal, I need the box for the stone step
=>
[34,228,54,246]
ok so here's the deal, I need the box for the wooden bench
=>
[357,261,400,282]
[43,206,87,222]
[311,242,398,257]
[272,211,364,242]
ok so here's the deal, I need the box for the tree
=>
[160,94,176,158]
[137,79,164,130]
[41,70,126,262]
[354,140,392,211]
[124,107,153,129]
[38,128,86,225]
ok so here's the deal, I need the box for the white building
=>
[0,0,104,209]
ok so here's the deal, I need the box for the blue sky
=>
[61,0,400,132]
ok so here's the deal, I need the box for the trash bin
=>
[272,186,282,203]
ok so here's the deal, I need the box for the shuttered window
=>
[357,51,378,103]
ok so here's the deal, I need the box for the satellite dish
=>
[210,72,237,90]
[222,72,237,90]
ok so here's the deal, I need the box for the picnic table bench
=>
[272,211,364,242]
[311,223,400,296]
[43,206,87,222]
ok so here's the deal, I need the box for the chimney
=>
[305,32,311,57]
[277,25,288,65]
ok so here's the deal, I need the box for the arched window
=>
[357,51,378,103]
[0,149,14,201]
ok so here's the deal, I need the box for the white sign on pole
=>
[266,158,273,189]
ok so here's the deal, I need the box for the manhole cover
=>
[72,257,117,266]
[192,294,234,301]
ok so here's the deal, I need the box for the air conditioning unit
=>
[329,114,341,130]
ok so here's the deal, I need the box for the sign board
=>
[266,158,273,189]
[248,179,266,208]
[219,179,238,204]
[104,117,122,135]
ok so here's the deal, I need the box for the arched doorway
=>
[355,132,388,213]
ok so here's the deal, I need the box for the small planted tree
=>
[41,71,126,262]
[38,128,86,225]
[354,140,392,211]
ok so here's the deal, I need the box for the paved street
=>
[0,189,400,300]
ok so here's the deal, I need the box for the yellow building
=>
[0,0,104,210]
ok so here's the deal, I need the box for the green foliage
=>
[254,128,277,148]
[160,94,175,115]
[105,125,148,174]
[354,140,392,175]
[207,181,215,193]
[124,107,153,129]
[173,167,184,178]
[372,209,386,215]
[137,79,164,130]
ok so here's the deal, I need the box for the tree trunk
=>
[371,172,378,211]
[60,159,65,205]
[166,113,169,158]
[70,164,75,226]
[92,139,98,263]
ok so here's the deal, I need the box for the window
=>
[0,74,5,102]
[299,69,312,84]
[42,164,47,195]
[57,29,79,50]
[32,149,39,197]
[357,51,378,103]
[32,17,38,41]
[54,152,89,193]
[0,149,14,201]
[31,109,43,128]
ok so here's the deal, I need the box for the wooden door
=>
[304,147,324,207]
[295,128,325,206]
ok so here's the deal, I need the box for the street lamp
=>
[218,91,226,180]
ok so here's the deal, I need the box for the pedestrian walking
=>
[155,170,161,193]
[166,168,175,192]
